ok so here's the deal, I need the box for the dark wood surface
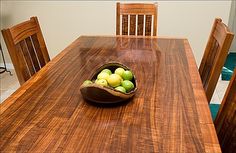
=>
[199,18,234,103]
[0,36,220,152]
[116,3,157,36]
[1,16,50,85]
[214,68,236,153]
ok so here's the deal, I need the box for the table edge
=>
[183,39,221,153]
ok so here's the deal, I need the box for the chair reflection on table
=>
[116,37,160,63]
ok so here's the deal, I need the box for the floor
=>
[0,69,20,103]
[210,79,229,104]
[0,69,229,104]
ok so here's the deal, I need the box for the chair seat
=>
[222,67,234,80]
[221,53,236,81]
[209,103,220,120]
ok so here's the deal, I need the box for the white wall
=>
[228,0,236,52]
[0,1,232,66]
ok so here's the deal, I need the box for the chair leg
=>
[0,44,12,76]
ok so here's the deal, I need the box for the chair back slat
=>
[214,68,236,153]
[15,43,31,83]
[199,18,234,102]
[145,15,152,36]
[2,17,50,85]
[19,40,35,76]
[31,33,46,67]
[137,15,144,36]
[116,2,158,36]
[25,37,40,72]
[129,15,136,35]
[122,15,128,35]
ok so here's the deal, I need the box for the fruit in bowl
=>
[115,86,126,93]
[82,80,93,86]
[107,74,122,87]
[114,67,125,76]
[80,62,137,104]
[95,79,108,86]
[121,80,134,92]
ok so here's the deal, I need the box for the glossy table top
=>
[0,36,221,152]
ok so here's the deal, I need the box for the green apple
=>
[122,70,133,81]
[97,72,110,80]
[121,80,134,92]
[95,79,108,86]
[82,80,93,86]
[115,67,125,77]
[101,69,112,75]
[107,74,122,87]
[115,86,126,93]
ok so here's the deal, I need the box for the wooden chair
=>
[199,18,234,102]
[211,68,236,153]
[1,17,50,85]
[116,2,158,36]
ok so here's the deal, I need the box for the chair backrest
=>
[199,18,234,102]
[2,17,50,85]
[116,2,158,36]
[214,68,236,153]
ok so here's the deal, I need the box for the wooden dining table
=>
[0,36,221,152]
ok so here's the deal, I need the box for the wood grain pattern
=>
[1,16,50,85]
[214,68,236,153]
[116,2,158,36]
[0,36,220,152]
[199,18,234,103]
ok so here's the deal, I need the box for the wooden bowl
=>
[80,62,137,104]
